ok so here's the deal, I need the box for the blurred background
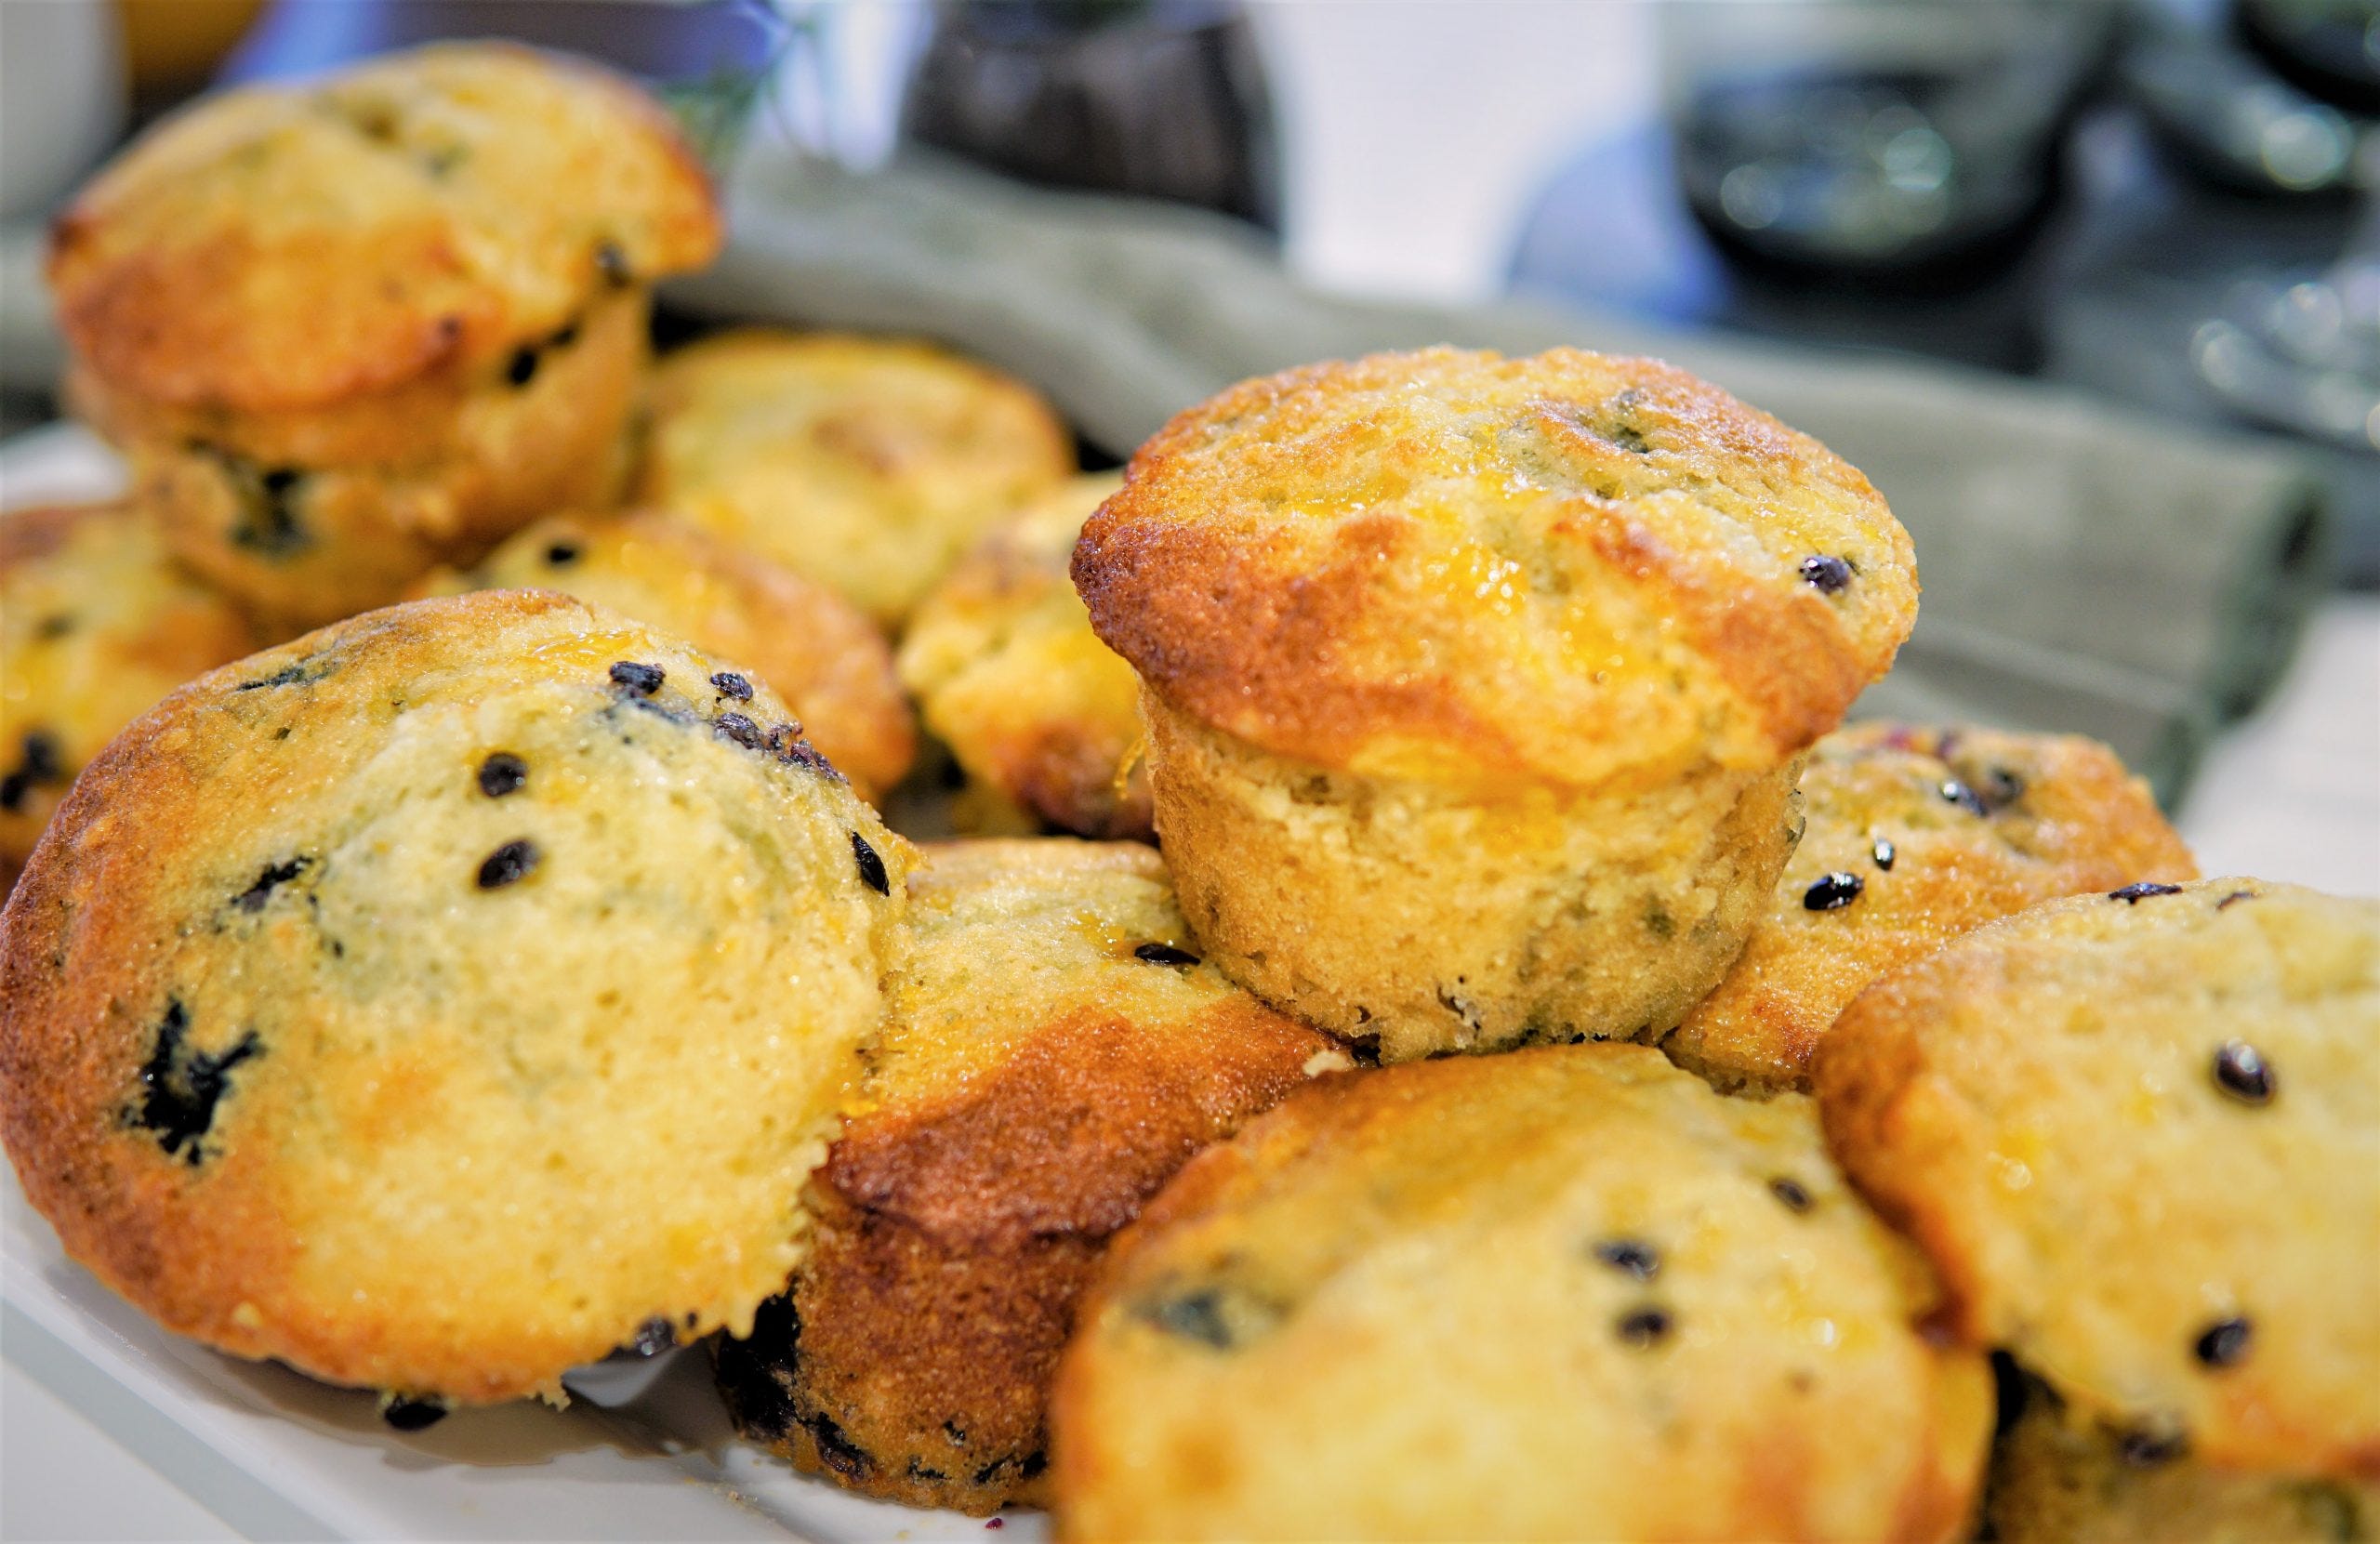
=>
[7,0,2380,579]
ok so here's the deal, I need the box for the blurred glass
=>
[902,0,1280,233]
[2236,0,2380,113]
[1663,0,2116,282]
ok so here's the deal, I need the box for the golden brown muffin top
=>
[48,43,720,414]
[0,589,909,1405]
[640,330,1077,627]
[1075,347,1918,793]
[1818,878,2380,1480]
[897,475,1152,839]
[1,501,259,878]
[1052,1043,1989,1543]
[415,510,916,798]
[1666,722,2198,1094]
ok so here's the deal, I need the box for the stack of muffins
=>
[2,42,2372,1544]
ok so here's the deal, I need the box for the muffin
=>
[714,838,1343,1514]
[1075,348,1918,1061]
[1051,1043,1990,1542]
[1,500,259,887]
[47,43,721,629]
[0,590,910,1409]
[1818,878,2380,1479]
[413,509,915,798]
[897,475,1152,839]
[1664,722,2197,1096]
[1987,1370,2380,1543]
[641,331,1076,627]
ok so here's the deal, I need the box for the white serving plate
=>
[0,423,1046,1543]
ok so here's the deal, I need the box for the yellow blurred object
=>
[117,0,263,92]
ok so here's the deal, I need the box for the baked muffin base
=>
[1142,687,1802,1061]
[72,288,649,631]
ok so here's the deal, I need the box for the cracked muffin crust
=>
[1051,1043,1990,1543]
[413,509,915,799]
[1074,347,1916,794]
[897,475,1152,839]
[1818,878,2380,1481]
[641,331,1076,627]
[1073,348,1915,1058]
[0,590,908,1406]
[48,43,721,627]
[1665,722,2198,1096]
[715,838,1342,1514]
[1,500,259,889]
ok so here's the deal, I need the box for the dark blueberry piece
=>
[802,1410,872,1479]
[768,723,842,779]
[0,730,64,812]
[233,662,317,692]
[1799,554,1854,593]
[34,613,73,640]
[196,443,311,557]
[972,1458,1009,1486]
[1939,778,1989,816]
[1804,872,1865,911]
[1593,1239,1659,1280]
[234,856,311,912]
[2109,881,2184,904]
[1871,837,1897,871]
[549,319,581,350]
[944,1420,968,1446]
[985,1519,1006,1531]
[126,999,262,1164]
[1768,1176,1814,1213]
[713,712,764,749]
[712,1341,796,1442]
[609,660,665,695]
[1019,1452,1047,1480]
[505,346,540,388]
[1615,1306,1673,1348]
[1133,942,1201,966]
[1606,421,1651,454]
[380,1395,448,1432]
[1143,1288,1233,1349]
[2193,1316,2252,1368]
[595,241,633,287]
[623,1316,678,1358]
[18,731,60,781]
[477,839,539,890]
[545,540,582,567]
[1978,766,2026,809]
[710,671,754,702]
[2212,1039,2275,1105]
[2216,888,2256,910]
[851,832,889,895]
[237,467,309,556]
[477,753,527,798]
[1990,1351,2030,1438]
[2116,1422,2188,1467]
